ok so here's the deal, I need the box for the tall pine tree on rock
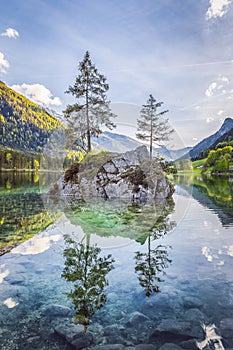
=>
[136,94,174,158]
[64,51,116,152]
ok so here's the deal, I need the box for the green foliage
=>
[0,81,62,153]
[0,146,64,170]
[62,236,114,327]
[135,244,172,296]
[64,51,116,153]
[202,145,233,174]
[63,197,175,244]
[0,190,59,254]
[213,156,228,173]
[194,137,233,161]
[215,140,233,149]
[192,175,233,220]
[175,159,193,171]
[136,94,173,158]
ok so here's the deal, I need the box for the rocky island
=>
[50,146,174,201]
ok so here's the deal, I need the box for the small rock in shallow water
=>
[54,322,93,349]
[184,308,206,322]
[220,318,233,338]
[93,344,125,350]
[135,344,156,349]
[180,338,199,349]
[183,297,203,309]
[128,311,150,327]
[159,344,184,350]
[42,304,71,317]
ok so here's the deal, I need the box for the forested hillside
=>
[0,81,62,153]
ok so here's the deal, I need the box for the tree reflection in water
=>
[134,201,175,297]
[62,234,115,330]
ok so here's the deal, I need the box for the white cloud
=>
[11,233,62,255]
[218,109,224,115]
[11,83,62,107]
[1,28,19,39]
[205,76,230,97]
[219,75,229,83]
[205,82,217,96]
[206,0,232,20]
[202,246,213,262]
[0,52,10,74]
[206,117,214,123]
[3,298,19,308]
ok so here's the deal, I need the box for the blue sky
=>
[1,0,233,147]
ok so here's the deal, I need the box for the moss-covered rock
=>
[51,146,174,201]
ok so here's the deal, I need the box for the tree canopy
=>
[136,94,173,158]
[64,51,116,153]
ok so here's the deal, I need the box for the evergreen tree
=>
[136,94,173,158]
[64,51,116,153]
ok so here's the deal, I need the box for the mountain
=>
[181,117,233,160]
[92,131,190,160]
[0,81,62,153]
[92,131,142,153]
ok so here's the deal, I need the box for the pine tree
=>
[136,94,173,158]
[64,51,116,153]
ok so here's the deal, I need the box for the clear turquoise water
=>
[0,174,233,349]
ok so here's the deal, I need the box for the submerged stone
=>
[128,311,150,327]
[158,344,185,350]
[220,318,233,338]
[42,304,71,317]
[183,296,203,309]
[135,344,156,349]
[54,322,93,349]
[94,345,125,350]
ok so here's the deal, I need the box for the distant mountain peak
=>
[184,117,233,160]
[93,131,190,160]
[221,117,233,130]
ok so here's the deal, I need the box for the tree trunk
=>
[150,112,153,159]
[86,84,91,152]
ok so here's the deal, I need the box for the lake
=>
[0,172,233,350]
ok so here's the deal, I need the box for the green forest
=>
[0,81,65,170]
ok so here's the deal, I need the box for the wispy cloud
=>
[205,75,230,96]
[206,0,232,20]
[0,52,10,74]
[205,82,218,96]
[11,83,62,107]
[1,27,19,39]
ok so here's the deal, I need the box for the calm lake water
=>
[0,172,233,350]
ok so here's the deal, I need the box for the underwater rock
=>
[158,344,185,350]
[128,311,150,327]
[0,284,29,303]
[93,345,125,350]
[220,317,233,338]
[183,297,203,309]
[4,272,25,284]
[149,318,197,345]
[54,322,93,349]
[42,304,71,317]
[183,308,206,322]
[142,293,174,318]
[103,324,124,336]
[51,146,174,201]
[179,338,199,349]
[135,344,156,349]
